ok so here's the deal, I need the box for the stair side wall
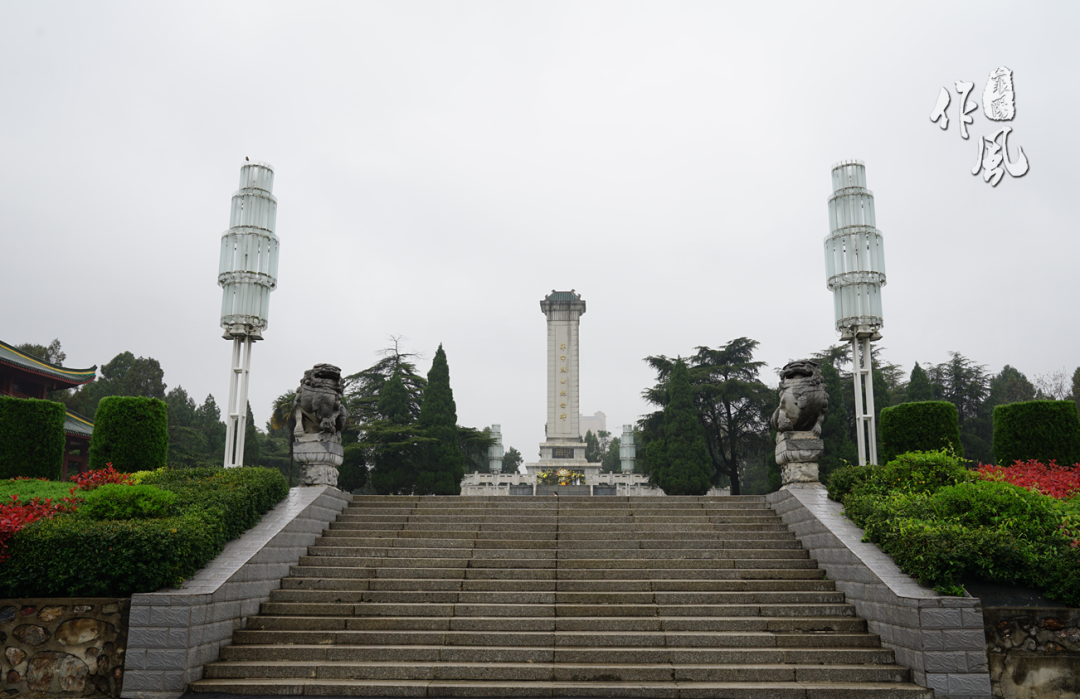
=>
[120,486,351,699]
[767,486,992,699]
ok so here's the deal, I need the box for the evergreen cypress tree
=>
[907,363,934,402]
[646,359,712,496]
[243,401,261,466]
[415,345,466,495]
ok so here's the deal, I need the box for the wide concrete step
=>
[267,589,847,605]
[247,616,867,633]
[335,514,781,522]
[192,677,932,697]
[340,508,778,517]
[233,628,881,648]
[218,643,896,665]
[288,566,827,581]
[202,660,912,683]
[308,539,803,553]
[327,524,793,534]
[315,533,799,544]
[279,577,836,592]
[304,547,809,560]
[296,556,819,569]
[254,603,857,619]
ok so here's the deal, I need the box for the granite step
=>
[279,577,836,592]
[202,660,913,684]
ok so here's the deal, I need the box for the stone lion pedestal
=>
[769,360,829,490]
[290,363,348,488]
[294,435,344,487]
[775,430,823,488]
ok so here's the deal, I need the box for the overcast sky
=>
[3,1,1077,463]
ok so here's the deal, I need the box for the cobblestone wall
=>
[984,607,1080,699]
[768,485,993,699]
[0,598,129,697]
[121,485,350,699]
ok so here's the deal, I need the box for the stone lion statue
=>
[769,360,828,436]
[292,363,348,442]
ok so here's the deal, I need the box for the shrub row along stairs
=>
[192,495,931,698]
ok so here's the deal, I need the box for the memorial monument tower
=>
[533,290,594,476]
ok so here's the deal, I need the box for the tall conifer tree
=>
[646,359,712,495]
[415,345,466,495]
[907,363,934,402]
[368,371,424,494]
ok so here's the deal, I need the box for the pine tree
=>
[646,359,712,496]
[907,363,933,402]
[367,371,423,494]
[414,345,466,495]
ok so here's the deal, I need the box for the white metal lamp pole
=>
[218,161,280,468]
[825,160,886,466]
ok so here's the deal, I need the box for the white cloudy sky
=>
[3,1,1077,461]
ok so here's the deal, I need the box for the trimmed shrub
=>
[993,400,1080,467]
[829,450,1080,605]
[0,466,288,596]
[79,484,177,520]
[0,396,66,480]
[89,396,169,472]
[880,401,963,463]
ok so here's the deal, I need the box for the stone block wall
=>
[767,486,993,699]
[983,607,1080,699]
[0,598,129,697]
[121,485,351,699]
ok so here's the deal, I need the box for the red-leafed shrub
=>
[977,460,1080,500]
[0,491,80,561]
[70,464,134,491]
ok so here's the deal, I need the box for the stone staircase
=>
[191,495,932,698]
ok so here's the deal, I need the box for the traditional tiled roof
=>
[64,409,94,439]
[0,339,96,387]
[544,290,582,302]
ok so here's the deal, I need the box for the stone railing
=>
[120,485,350,699]
[0,598,129,697]
[983,607,1080,698]
[462,470,696,496]
[767,485,992,699]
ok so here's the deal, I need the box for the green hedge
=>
[79,484,177,520]
[89,396,169,472]
[993,400,1080,467]
[827,451,1080,605]
[0,396,66,480]
[879,401,963,463]
[0,466,288,597]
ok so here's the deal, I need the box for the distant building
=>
[0,339,97,479]
[579,411,606,438]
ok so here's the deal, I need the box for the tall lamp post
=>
[825,160,886,466]
[218,161,280,468]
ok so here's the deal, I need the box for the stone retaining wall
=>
[767,485,993,699]
[0,598,129,697]
[121,485,351,699]
[983,607,1080,699]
